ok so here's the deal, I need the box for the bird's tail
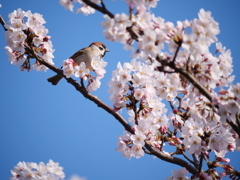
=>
[47,74,63,85]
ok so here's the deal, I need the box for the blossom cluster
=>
[59,0,99,15]
[106,6,239,179]
[101,6,227,68]
[10,160,65,180]
[62,56,107,92]
[10,160,87,180]
[112,60,171,159]
[111,54,237,161]
[4,8,54,72]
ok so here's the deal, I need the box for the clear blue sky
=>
[1,0,240,179]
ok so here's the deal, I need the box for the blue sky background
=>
[0,0,240,179]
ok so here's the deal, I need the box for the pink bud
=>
[172,136,183,144]
[218,89,228,95]
[169,141,176,146]
[227,144,235,152]
[160,126,167,134]
[173,109,178,114]
[154,143,160,149]
[220,172,226,177]
[216,157,230,163]
[43,35,51,42]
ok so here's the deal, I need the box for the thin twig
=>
[192,154,199,169]
[198,153,203,173]
[143,147,152,155]
[0,15,7,31]
[176,96,183,112]
[80,78,85,88]
[168,101,175,110]
[144,142,198,175]
[133,101,138,125]
[186,55,191,72]
[182,151,195,165]
[100,0,106,10]
[227,119,240,137]
[172,44,181,63]
[237,115,240,127]
[82,0,114,18]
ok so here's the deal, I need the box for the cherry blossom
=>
[59,0,99,15]
[131,144,145,159]
[10,160,65,180]
[184,133,202,155]
[130,130,146,146]
[63,60,75,78]
[86,76,102,92]
[114,13,132,31]
[62,56,107,92]
[91,56,107,77]
[74,62,90,78]
[4,9,54,72]
[166,168,189,180]
[77,5,95,15]
[134,88,144,100]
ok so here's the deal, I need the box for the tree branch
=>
[0,14,198,176]
[192,154,200,170]
[181,151,195,166]
[0,14,132,133]
[157,54,213,102]
[144,142,198,175]
[82,0,114,18]
[26,43,198,175]
[24,43,134,134]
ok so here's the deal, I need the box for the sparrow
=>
[47,42,109,85]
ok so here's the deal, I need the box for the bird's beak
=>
[106,48,110,52]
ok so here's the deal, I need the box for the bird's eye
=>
[98,46,104,51]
